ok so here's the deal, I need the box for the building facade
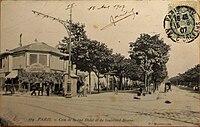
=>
[0,42,77,96]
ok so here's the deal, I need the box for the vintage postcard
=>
[0,0,200,126]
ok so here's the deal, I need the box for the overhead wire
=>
[2,1,73,48]
[1,1,46,32]
[2,1,66,33]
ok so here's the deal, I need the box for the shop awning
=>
[6,70,18,79]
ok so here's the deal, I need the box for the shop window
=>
[30,54,37,65]
[39,54,47,66]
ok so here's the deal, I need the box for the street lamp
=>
[65,7,73,98]
[32,3,75,98]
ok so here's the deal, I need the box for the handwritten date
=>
[88,4,138,30]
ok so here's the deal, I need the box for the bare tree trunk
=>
[123,77,126,91]
[147,75,150,92]
[98,73,100,93]
[89,71,91,94]
[144,72,147,92]
[120,75,123,90]
[106,74,108,91]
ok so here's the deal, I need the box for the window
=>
[30,54,37,65]
[39,54,47,66]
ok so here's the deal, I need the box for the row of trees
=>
[58,22,171,93]
[169,64,200,87]
[129,34,170,92]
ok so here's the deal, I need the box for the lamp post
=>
[32,3,75,98]
[65,7,72,98]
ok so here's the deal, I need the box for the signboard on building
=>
[26,63,50,72]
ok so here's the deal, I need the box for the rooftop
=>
[0,42,68,57]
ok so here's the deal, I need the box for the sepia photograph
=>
[0,0,200,126]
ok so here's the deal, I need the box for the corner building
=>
[0,42,77,96]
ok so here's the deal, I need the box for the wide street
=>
[0,85,200,126]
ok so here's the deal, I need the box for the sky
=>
[1,0,199,78]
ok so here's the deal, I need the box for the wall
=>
[0,73,5,89]
[50,54,64,71]
[27,52,50,67]
[0,56,9,73]
[0,55,12,89]
[12,54,25,70]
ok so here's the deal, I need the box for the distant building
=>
[77,71,120,92]
[0,42,78,96]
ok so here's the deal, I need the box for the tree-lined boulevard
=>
[56,21,171,94]
[1,2,199,126]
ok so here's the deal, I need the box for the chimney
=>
[19,33,22,47]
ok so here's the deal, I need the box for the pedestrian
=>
[168,82,172,91]
[139,87,143,96]
[164,83,167,92]
[38,82,43,96]
[31,83,37,96]
[46,84,50,96]
[5,84,13,94]
[114,85,118,95]
[78,86,83,97]
[84,84,88,97]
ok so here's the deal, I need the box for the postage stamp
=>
[164,5,200,43]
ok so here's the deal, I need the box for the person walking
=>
[164,83,167,92]
[5,84,13,95]
[114,85,118,95]
[84,84,89,97]
[78,85,83,97]
[168,82,172,92]
[137,87,143,96]
[31,83,37,96]
[46,84,50,96]
[38,82,43,96]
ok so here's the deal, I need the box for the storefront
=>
[0,42,78,96]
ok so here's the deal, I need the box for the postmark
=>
[164,5,200,43]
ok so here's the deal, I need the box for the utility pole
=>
[32,3,74,98]
[66,6,72,98]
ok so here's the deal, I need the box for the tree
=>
[170,64,200,87]
[18,70,63,89]
[110,53,125,90]
[109,53,143,90]
[90,40,113,93]
[57,22,93,92]
[71,39,95,93]
[72,39,113,93]
[129,34,170,92]
[57,22,88,53]
[123,58,143,82]
[58,21,114,93]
